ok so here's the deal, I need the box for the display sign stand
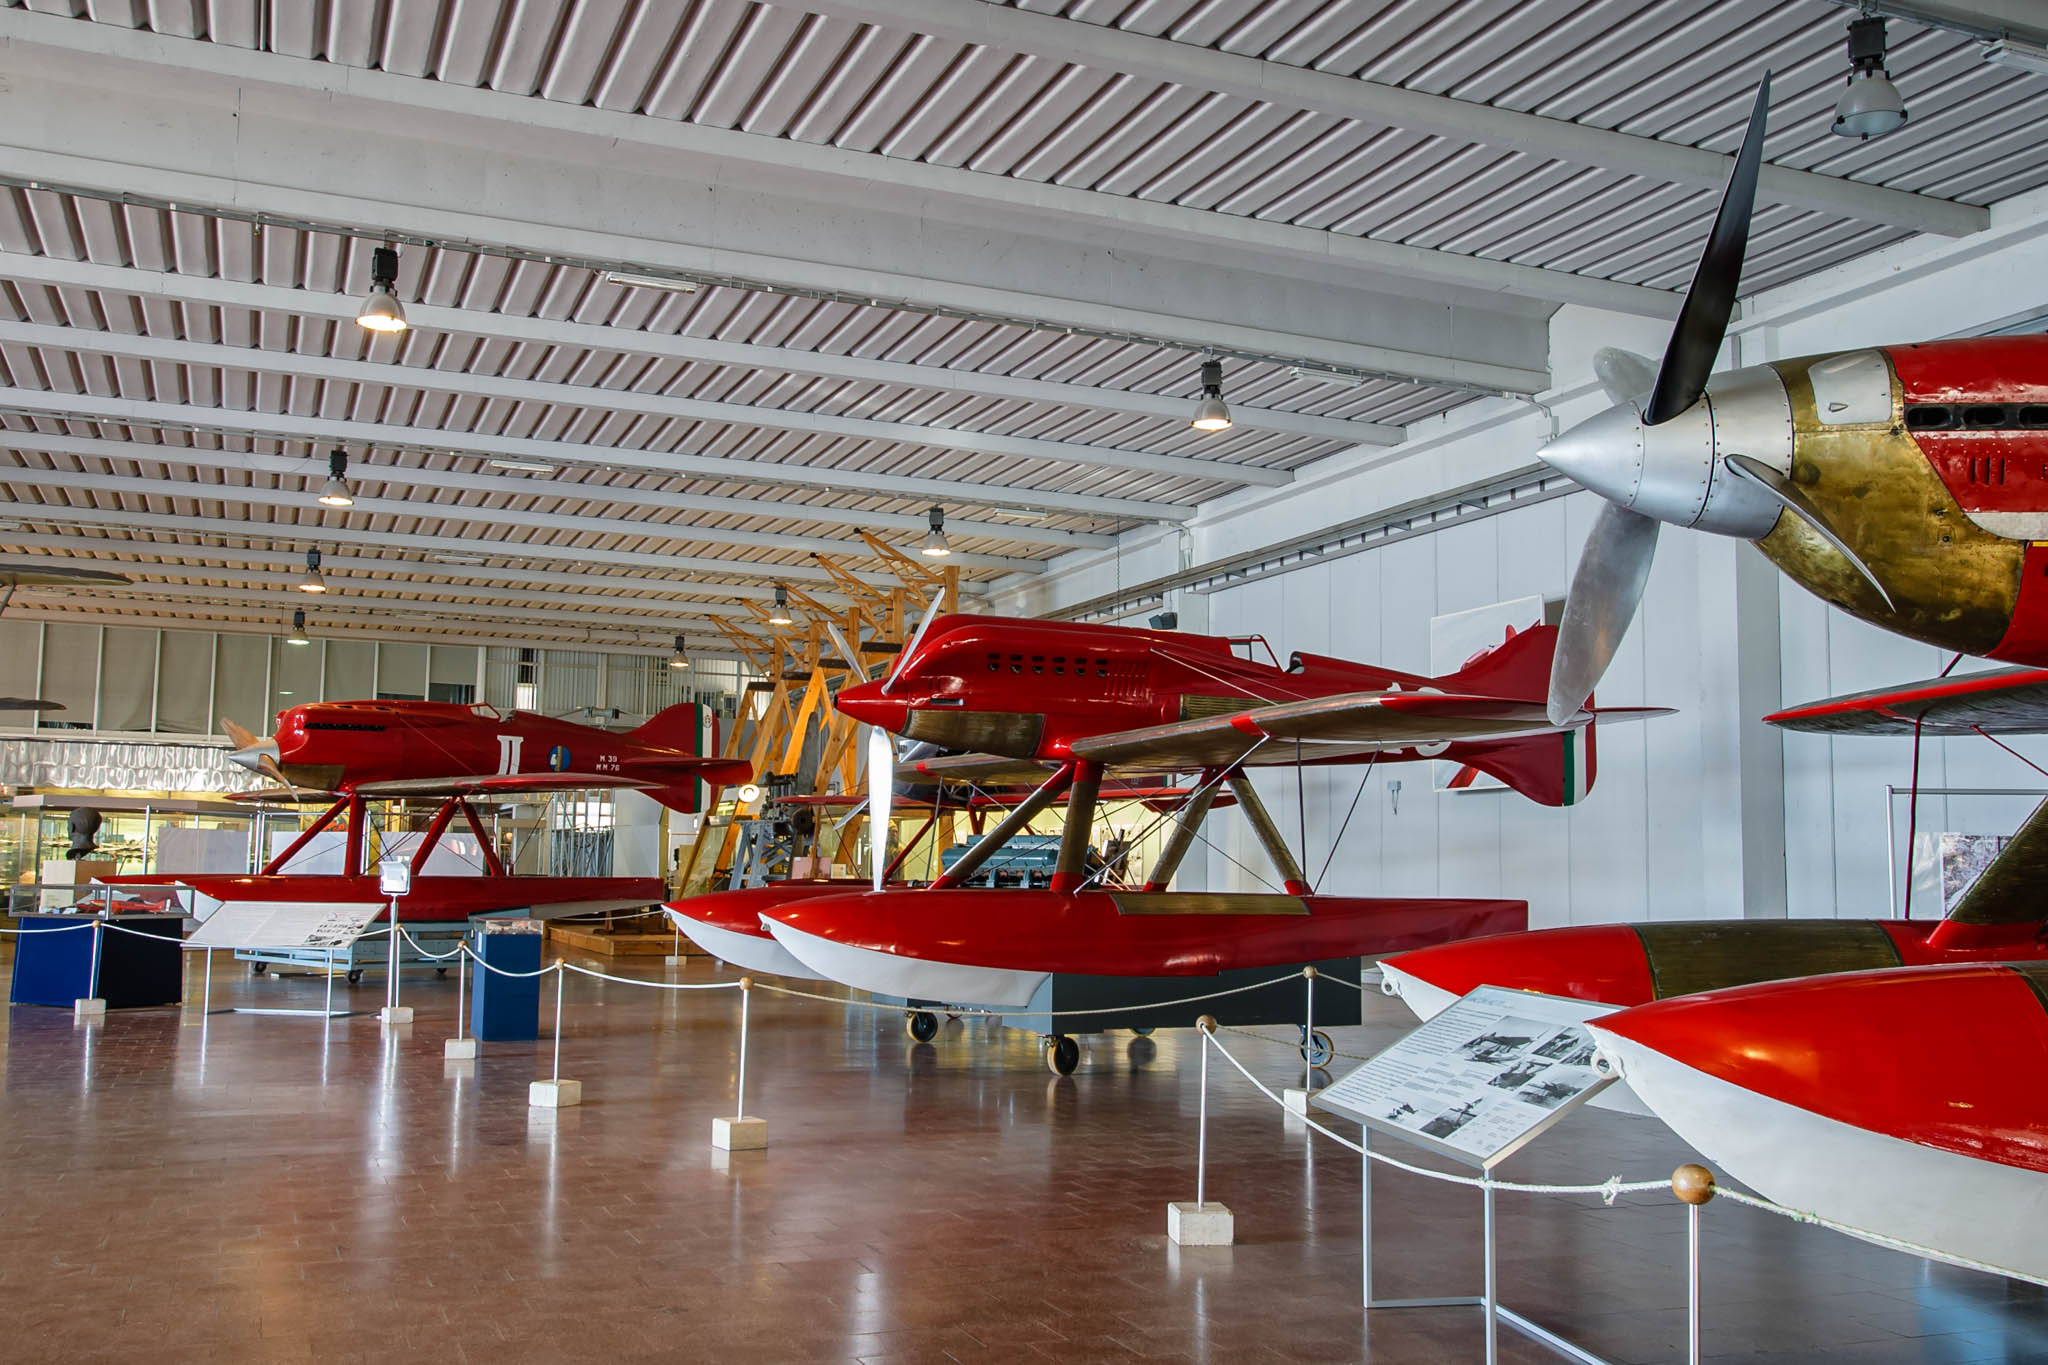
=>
[379,859,414,1026]
[1314,987,1625,1365]
[190,902,386,1020]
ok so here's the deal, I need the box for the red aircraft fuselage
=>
[839,614,1478,763]
[238,699,744,806]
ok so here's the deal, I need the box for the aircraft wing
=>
[350,772,662,798]
[1766,667,2048,736]
[896,751,1185,791]
[1070,692,1655,770]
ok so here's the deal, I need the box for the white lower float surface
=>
[767,919,1049,1009]
[664,909,824,980]
[1592,1026,2048,1282]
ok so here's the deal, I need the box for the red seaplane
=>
[672,611,1665,1021]
[126,700,749,923]
[1378,77,2048,1282]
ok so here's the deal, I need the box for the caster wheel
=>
[1297,1028,1334,1068]
[1046,1034,1080,1076]
[1131,1026,1155,1037]
[435,967,448,978]
[346,969,364,985]
[906,1010,939,1043]
[249,962,268,976]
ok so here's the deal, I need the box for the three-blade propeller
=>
[1544,77,1772,726]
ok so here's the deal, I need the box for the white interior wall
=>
[992,186,2048,929]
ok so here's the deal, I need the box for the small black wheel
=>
[435,967,448,978]
[906,1010,939,1043]
[346,969,364,985]
[1131,1026,1155,1037]
[1298,1028,1334,1068]
[1046,1034,1079,1076]
[249,962,268,976]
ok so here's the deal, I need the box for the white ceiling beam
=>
[0,529,873,606]
[29,579,750,634]
[0,502,923,589]
[0,600,739,658]
[0,460,1048,574]
[0,320,1279,491]
[0,385,1183,522]
[0,254,1406,448]
[67,562,806,623]
[0,421,1113,554]
[0,10,1660,340]
[806,0,1987,239]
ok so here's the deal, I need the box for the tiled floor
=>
[0,949,2042,1364]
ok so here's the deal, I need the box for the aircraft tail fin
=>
[1926,793,2048,950]
[1434,624,1559,704]
[1444,726,1596,808]
[631,702,711,751]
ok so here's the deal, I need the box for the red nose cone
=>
[835,678,909,732]
[1383,924,1656,1010]
[1595,963,2048,1172]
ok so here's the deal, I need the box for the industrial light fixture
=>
[296,547,328,593]
[920,505,952,557]
[1288,364,1367,387]
[486,458,557,473]
[603,270,703,294]
[667,634,691,670]
[355,241,409,332]
[768,584,795,626]
[286,608,311,645]
[1985,37,2048,77]
[316,449,354,507]
[1832,15,1908,139]
[1191,358,1233,431]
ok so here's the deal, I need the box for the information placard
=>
[1314,986,1621,1168]
[186,900,386,951]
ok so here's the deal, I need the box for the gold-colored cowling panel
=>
[1756,354,2022,656]
[902,710,1045,758]
[1634,921,1903,1001]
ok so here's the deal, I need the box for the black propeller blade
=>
[1644,75,1771,427]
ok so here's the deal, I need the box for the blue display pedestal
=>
[469,922,543,1042]
[11,915,183,1009]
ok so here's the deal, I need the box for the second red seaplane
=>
[672,609,1666,1063]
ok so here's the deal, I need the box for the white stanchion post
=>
[1360,1125,1372,1307]
[530,963,581,1108]
[1168,1016,1232,1245]
[201,947,213,1016]
[1483,1171,1499,1365]
[1673,1164,1715,1365]
[1285,966,1318,1114]
[445,938,476,1060]
[75,917,107,1020]
[324,946,336,1036]
[713,976,768,1150]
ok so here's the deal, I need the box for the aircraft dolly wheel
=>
[249,962,267,976]
[346,969,364,985]
[435,967,448,978]
[1130,1026,1155,1037]
[906,1010,939,1043]
[1298,1028,1334,1068]
[1046,1034,1080,1076]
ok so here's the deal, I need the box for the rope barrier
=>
[560,960,742,992]
[752,969,1310,1020]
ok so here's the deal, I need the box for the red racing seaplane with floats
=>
[122,700,749,926]
[1375,77,2048,1282]
[668,608,1667,1070]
